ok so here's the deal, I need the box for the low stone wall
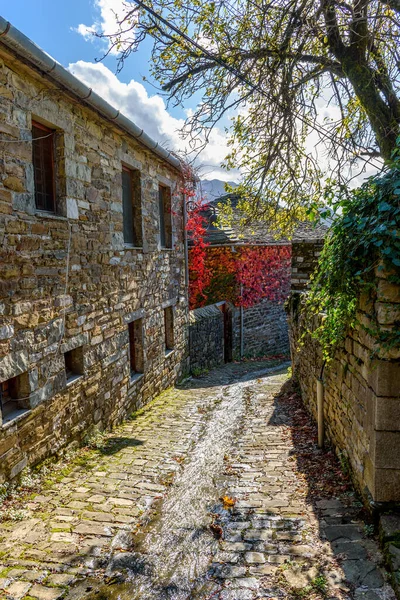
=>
[287,267,400,504]
[189,305,224,373]
[233,300,289,358]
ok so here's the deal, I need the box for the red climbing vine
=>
[177,161,291,311]
[186,196,212,308]
[189,245,291,309]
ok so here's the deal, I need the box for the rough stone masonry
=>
[0,30,188,482]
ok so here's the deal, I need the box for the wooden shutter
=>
[32,122,55,212]
[122,168,134,245]
[159,185,166,247]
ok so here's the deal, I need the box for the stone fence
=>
[287,264,400,505]
[189,304,225,373]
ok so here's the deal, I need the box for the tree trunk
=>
[342,56,400,162]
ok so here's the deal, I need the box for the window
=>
[128,319,144,378]
[122,167,142,246]
[159,185,172,248]
[0,373,30,425]
[32,121,56,212]
[164,307,174,352]
[64,347,84,384]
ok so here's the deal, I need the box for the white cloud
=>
[67,60,239,181]
[75,0,135,54]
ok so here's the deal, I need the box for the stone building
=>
[0,19,189,482]
[189,194,327,359]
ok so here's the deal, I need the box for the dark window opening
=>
[0,373,30,424]
[128,319,144,377]
[122,167,142,246]
[164,306,174,352]
[159,185,172,248]
[32,121,56,212]
[64,347,84,384]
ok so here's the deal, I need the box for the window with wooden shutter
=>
[128,319,144,377]
[159,185,172,248]
[164,306,174,352]
[32,121,56,212]
[122,167,142,246]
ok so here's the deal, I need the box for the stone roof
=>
[194,194,329,247]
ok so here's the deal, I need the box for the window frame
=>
[32,120,56,213]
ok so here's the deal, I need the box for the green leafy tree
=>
[104,0,400,228]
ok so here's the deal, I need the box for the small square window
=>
[0,373,30,425]
[122,167,142,246]
[128,319,144,377]
[64,347,84,384]
[159,185,172,248]
[164,306,174,352]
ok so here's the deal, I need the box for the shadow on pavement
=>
[267,379,388,595]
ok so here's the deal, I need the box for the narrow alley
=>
[0,362,395,600]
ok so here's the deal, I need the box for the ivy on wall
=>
[307,160,400,361]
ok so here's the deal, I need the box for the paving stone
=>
[342,560,385,587]
[0,361,395,600]
[222,542,251,552]
[108,498,133,507]
[0,578,10,590]
[87,495,106,504]
[72,522,113,537]
[243,529,271,541]
[354,590,385,600]
[323,524,363,542]
[49,533,78,543]
[45,573,75,586]
[18,571,48,583]
[4,581,32,599]
[332,540,369,559]
[286,544,315,557]
[244,552,266,564]
[234,577,259,588]
[29,584,65,599]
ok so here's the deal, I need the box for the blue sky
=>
[2,0,235,180]
[2,1,159,107]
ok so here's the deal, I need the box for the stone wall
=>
[0,45,189,482]
[288,266,400,504]
[232,300,289,358]
[291,240,324,291]
[189,304,224,373]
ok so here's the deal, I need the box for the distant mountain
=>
[199,179,238,202]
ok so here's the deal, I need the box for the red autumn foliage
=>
[180,163,291,311]
[185,196,212,308]
[188,244,291,310]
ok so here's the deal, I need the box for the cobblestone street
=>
[0,361,395,600]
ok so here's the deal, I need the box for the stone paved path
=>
[0,361,395,600]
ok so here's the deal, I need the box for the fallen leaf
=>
[210,523,223,539]
[220,495,236,509]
